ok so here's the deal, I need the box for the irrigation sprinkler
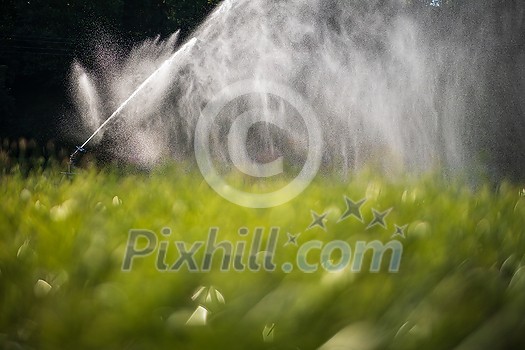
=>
[64,38,198,175]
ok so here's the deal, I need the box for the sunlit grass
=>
[1,161,525,349]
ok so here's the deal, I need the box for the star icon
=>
[284,232,301,247]
[307,210,329,231]
[392,224,408,239]
[366,208,392,230]
[338,196,367,223]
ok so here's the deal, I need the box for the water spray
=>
[65,38,198,175]
[66,0,525,178]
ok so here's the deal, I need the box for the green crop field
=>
[1,155,525,349]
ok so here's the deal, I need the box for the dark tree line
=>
[0,0,220,140]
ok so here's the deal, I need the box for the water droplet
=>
[50,199,75,221]
[191,286,207,303]
[213,287,225,304]
[34,279,52,297]
[395,321,412,339]
[191,285,225,311]
[17,240,36,262]
[202,286,223,305]
[263,323,275,342]
[185,305,208,326]
[500,255,518,279]
[17,240,30,258]
[508,267,525,292]
[112,196,122,206]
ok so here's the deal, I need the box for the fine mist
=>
[67,0,525,180]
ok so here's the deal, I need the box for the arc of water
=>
[69,38,198,163]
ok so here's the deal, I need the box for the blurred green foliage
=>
[0,150,524,349]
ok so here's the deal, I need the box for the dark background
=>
[0,0,220,141]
